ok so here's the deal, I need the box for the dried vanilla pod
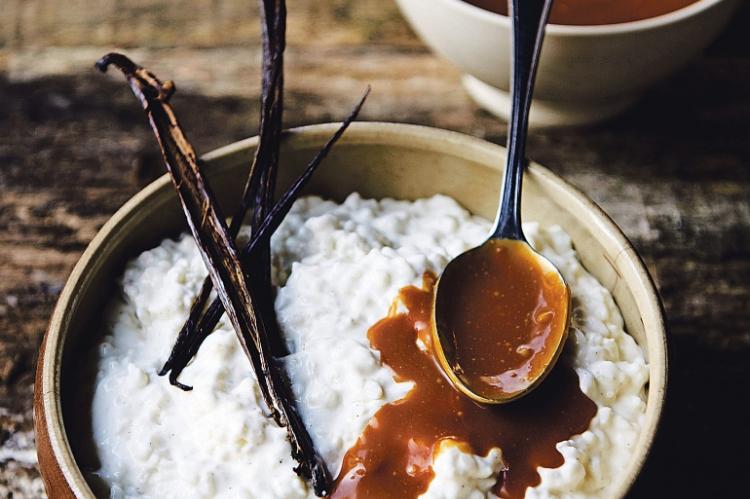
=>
[160,0,287,383]
[97,52,331,494]
[163,87,371,387]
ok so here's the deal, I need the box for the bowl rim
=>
[35,121,667,498]
[439,0,729,35]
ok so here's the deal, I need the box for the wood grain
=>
[1,0,749,497]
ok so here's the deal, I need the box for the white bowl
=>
[396,0,739,126]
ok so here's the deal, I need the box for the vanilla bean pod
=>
[247,0,287,361]
[159,0,286,383]
[159,88,370,387]
[162,277,212,390]
[96,53,331,494]
[234,0,286,238]
[95,53,274,409]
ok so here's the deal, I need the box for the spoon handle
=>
[491,0,553,241]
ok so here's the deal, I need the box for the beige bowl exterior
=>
[396,0,738,126]
[35,122,667,498]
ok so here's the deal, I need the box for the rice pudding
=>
[89,193,648,498]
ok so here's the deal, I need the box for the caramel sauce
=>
[330,273,596,499]
[465,0,701,26]
[434,240,569,400]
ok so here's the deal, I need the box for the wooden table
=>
[1,0,749,496]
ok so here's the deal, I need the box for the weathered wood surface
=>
[1,0,749,497]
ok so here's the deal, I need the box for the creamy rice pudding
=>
[90,193,648,498]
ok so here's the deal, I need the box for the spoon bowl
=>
[432,239,571,404]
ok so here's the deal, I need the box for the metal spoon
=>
[431,0,569,405]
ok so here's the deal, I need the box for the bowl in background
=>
[34,123,667,497]
[395,0,739,127]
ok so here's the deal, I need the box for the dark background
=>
[1,0,749,496]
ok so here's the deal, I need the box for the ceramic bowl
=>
[34,122,667,497]
[396,0,738,126]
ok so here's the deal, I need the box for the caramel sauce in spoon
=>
[434,239,570,402]
[330,274,596,499]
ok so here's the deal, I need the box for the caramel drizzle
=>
[331,273,596,499]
